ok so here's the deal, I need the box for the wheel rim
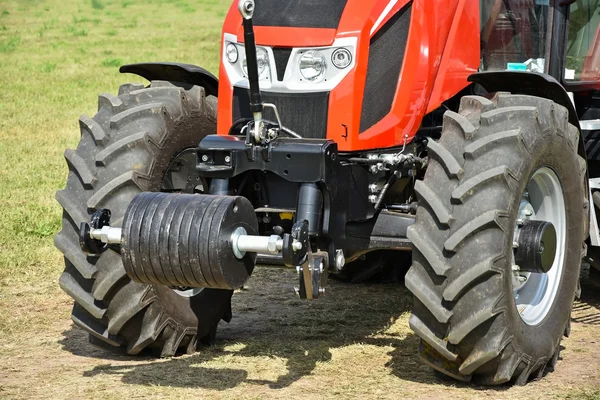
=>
[161,148,208,194]
[161,148,207,298]
[512,167,566,326]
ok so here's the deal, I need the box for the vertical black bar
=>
[547,0,568,82]
[242,18,263,113]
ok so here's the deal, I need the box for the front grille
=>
[232,87,329,139]
[360,2,412,133]
[272,48,293,81]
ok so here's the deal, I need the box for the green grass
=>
[0,0,599,399]
[0,0,224,288]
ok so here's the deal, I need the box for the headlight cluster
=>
[332,48,352,69]
[226,44,271,81]
[297,48,353,83]
[243,47,270,81]
[224,38,355,87]
[225,43,238,63]
[299,51,328,83]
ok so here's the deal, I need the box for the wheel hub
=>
[514,220,557,274]
[511,167,566,326]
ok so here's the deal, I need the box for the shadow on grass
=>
[60,267,444,390]
[60,267,600,392]
[572,279,600,326]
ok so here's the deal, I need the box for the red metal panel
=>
[217,0,481,152]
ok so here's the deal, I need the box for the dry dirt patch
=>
[1,267,600,399]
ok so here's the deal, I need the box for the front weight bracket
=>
[282,220,309,267]
[297,251,328,299]
[79,208,112,256]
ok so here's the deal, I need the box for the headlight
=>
[299,51,327,83]
[243,47,270,80]
[332,48,352,69]
[225,43,238,63]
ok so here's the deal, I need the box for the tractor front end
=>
[57,0,593,387]
[83,0,480,297]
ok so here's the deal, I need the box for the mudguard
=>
[470,71,579,128]
[120,62,219,97]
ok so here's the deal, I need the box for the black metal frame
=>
[196,134,415,265]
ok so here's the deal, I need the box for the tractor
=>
[56,0,600,386]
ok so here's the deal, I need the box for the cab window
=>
[566,0,600,81]
[480,0,550,72]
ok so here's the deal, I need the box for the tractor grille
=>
[360,2,412,133]
[272,48,293,82]
[232,87,329,139]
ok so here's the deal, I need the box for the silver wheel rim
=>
[512,167,566,326]
[161,148,207,298]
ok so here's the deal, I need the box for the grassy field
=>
[0,0,600,398]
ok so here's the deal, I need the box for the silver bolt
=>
[513,241,520,249]
[292,241,303,252]
[368,184,379,193]
[518,275,528,283]
[368,195,378,204]
[512,265,520,271]
[201,155,209,162]
[267,235,280,253]
[335,249,345,271]
[517,219,524,226]
[524,209,533,217]
[369,165,379,174]
[296,266,302,274]
[319,287,326,295]
[225,155,231,163]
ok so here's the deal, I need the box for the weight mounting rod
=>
[238,0,264,142]
[231,227,303,259]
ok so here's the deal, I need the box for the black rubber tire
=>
[56,80,232,356]
[406,93,588,385]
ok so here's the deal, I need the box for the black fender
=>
[120,62,219,97]
[468,71,587,161]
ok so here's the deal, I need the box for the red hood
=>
[223,0,413,47]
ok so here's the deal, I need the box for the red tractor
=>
[56,0,600,386]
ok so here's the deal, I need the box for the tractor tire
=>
[406,93,588,385]
[55,80,232,356]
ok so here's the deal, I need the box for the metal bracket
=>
[79,208,112,255]
[296,251,328,299]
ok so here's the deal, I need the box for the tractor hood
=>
[224,0,410,47]
[218,0,480,152]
